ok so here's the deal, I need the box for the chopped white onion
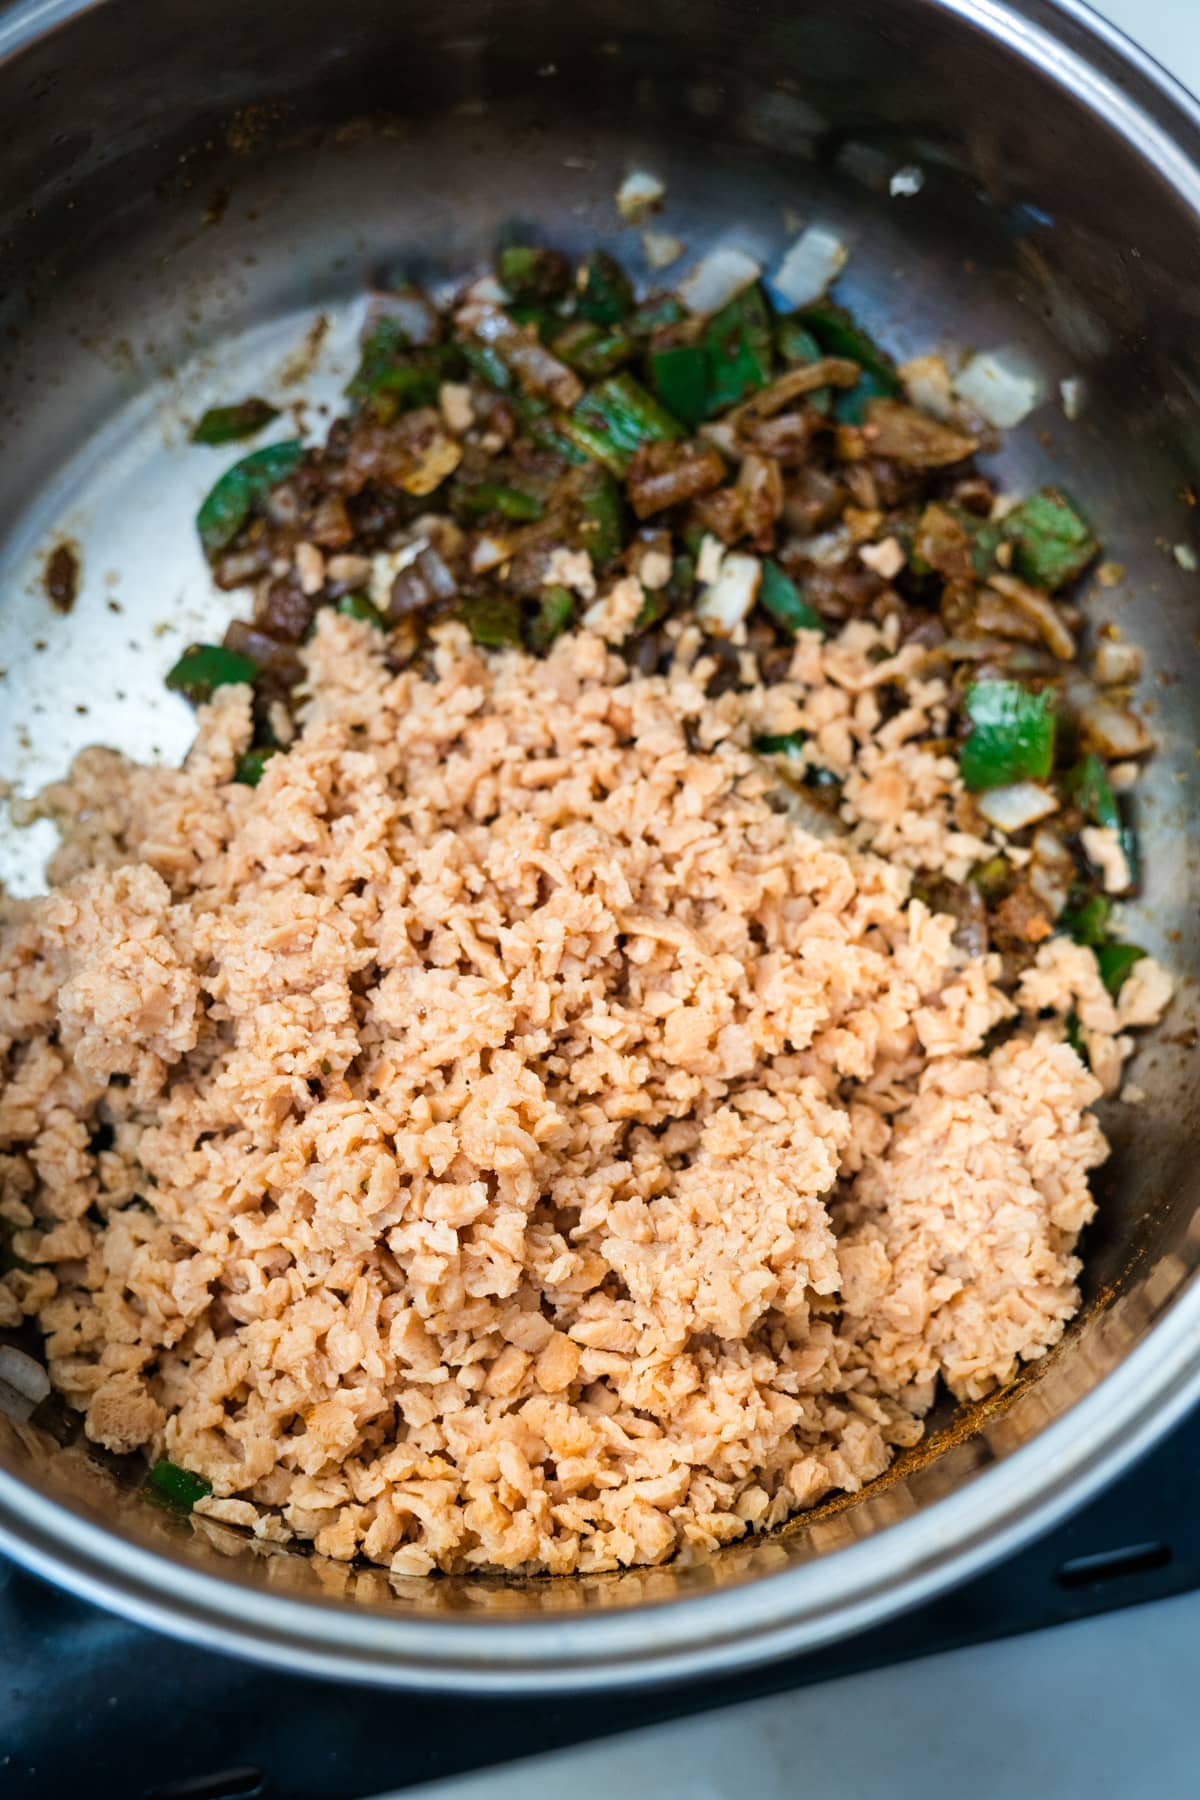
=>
[695,533,726,585]
[677,247,762,317]
[696,551,761,633]
[469,533,513,576]
[0,1345,50,1422]
[1092,639,1142,686]
[1059,375,1086,421]
[642,229,684,271]
[834,140,894,192]
[369,541,427,609]
[771,226,849,310]
[1080,695,1153,757]
[954,350,1046,429]
[616,170,666,223]
[889,164,925,198]
[900,354,955,422]
[1081,824,1133,896]
[793,523,854,567]
[461,273,509,306]
[976,782,1059,832]
[1173,542,1198,572]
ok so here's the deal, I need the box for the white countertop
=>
[392,7,1200,1795]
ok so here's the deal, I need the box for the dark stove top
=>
[5,1406,1200,1800]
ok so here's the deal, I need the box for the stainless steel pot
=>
[0,0,1198,1691]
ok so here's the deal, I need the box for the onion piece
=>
[677,247,762,317]
[642,229,685,271]
[976,781,1059,832]
[696,551,761,633]
[0,1345,50,1422]
[1092,639,1142,686]
[469,533,513,575]
[1029,828,1075,916]
[772,226,849,309]
[889,165,925,198]
[1059,375,1086,421]
[616,170,665,222]
[900,353,955,421]
[954,349,1046,428]
[1080,694,1153,757]
[986,572,1076,660]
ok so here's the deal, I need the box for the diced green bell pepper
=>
[647,343,711,428]
[497,244,571,302]
[1000,487,1098,591]
[1060,891,1112,947]
[758,559,826,635]
[1067,752,1120,831]
[577,250,636,324]
[959,678,1056,791]
[146,1459,213,1511]
[570,374,684,475]
[191,398,279,446]
[196,440,304,557]
[233,744,280,787]
[337,592,387,630]
[753,731,807,756]
[798,300,900,392]
[703,284,775,413]
[459,593,525,649]
[554,320,634,378]
[1095,941,1146,996]
[165,643,259,704]
[572,465,625,568]
[529,585,575,652]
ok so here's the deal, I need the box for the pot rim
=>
[1,0,1199,1691]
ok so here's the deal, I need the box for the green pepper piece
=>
[529,584,575,652]
[799,300,900,392]
[571,374,684,474]
[1000,487,1098,591]
[165,643,259,704]
[628,294,687,336]
[753,731,807,756]
[337,592,387,630]
[196,441,304,558]
[572,465,625,568]
[453,481,545,523]
[0,1217,33,1274]
[774,318,823,365]
[460,593,525,648]
[462,341,514,392]
[233,744,280,787]
[191,398,280,446]
[833,368,896,426]
[1064,1011,1087,1063]
[1060,892,1112,947]
[577,250,635,324]
[146,1458,213,1511]
[969,517,1004,578]
[553,320,635,379]
[969,855,1012,900]
[648,344,711,428]
[1095,941,1146,996]
[1067,752,1121,831]
[346,329,461,410]
[497,244,571,302]
[703,285,775,413]
[959,678,1057,791]
[633,588,672,635]
[758,559,826,635]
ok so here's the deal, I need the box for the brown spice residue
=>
[42,543,80,615]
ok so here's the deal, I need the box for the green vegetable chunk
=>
[572,466,625,568]
[0,1217,33,1274]
[233,745,279,787]
[1061,892,1112,947]
[577,250,635,324]
[753,731,807,756]
[703,285,775,413]
[454,481,545,523]
[146,1459,213,1511]
[337,592,387,630]
[529,584,575,652]
[1064,1011,1087,1063]
[833,368,896,426]
[959,679,1057,791]
[497,244,571,302]
[571,374,684,474]
[1067,752,1120,831]
[196,440,304,557]
[758,559,826,635]
[799,300,900,391]
[1000,487,1098,591]
[554,320,634,379]
[1095,941,1146,996]
[462,341,513,392]
[191,397,279,446]
[346,323,460,411]
[628,294,687,336]
[459,593,525,649]
[775,318,823,366]
[648,344,711,428]
[165,643,258,705]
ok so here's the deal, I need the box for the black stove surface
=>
[4,1406,1200,1800]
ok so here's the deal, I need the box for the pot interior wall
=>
[0,0,1198,1621]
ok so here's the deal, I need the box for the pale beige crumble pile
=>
[0,612,1172,1575]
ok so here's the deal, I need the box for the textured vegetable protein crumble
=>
[0,612,1171,1575]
